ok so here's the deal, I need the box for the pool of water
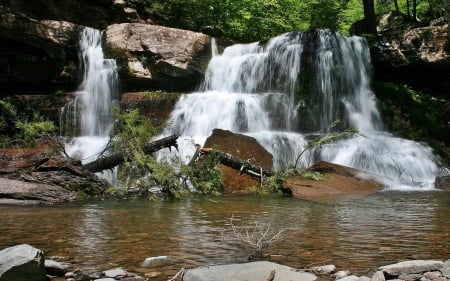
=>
[1,191,450,279]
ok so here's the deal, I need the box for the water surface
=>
[1,191,449,279]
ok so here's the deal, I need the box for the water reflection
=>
[0,192,449,279]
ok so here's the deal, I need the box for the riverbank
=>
[1,244,449,281]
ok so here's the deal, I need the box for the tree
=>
[362,0,377,34]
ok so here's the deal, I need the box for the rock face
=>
[203,129,273,194]
[120,92,181,124]
[105,23,211,91]
[0,11,81,94]
[0,244,46,281]
[371,12,450,99]
[284,161,383,201]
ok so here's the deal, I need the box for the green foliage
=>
[0,99,56,147]
[182,152,223,196]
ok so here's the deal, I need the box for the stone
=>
[371,270,386,281]
[284,161,383,201]
[0,178,78,205]
[337,275,360,281]
[312,264,336,275]
[183,261,317,281]
[45,259,68,276]
[0,244,46,281]
[203,129,274,194]
[435,176,450,190]
[333,270,352,279]
[400,273,423,281]
[103,267,128,278]
[379,260,444,276]
[105,23,211,92]
[358,276,371,281]
[442,259,450,278]
[140,256,176,268]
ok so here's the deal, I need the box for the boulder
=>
[105,23,211,91]
[0,178,77,205]
[435,175,450,190]
[379,260,444,276]
[284,161,383,201]
[203,129,273,194]
[183,261,317,281]
[0,244,46,281]
[370,12,450,99]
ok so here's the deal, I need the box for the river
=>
[1,191,449,279]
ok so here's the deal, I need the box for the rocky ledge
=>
[1,244,450,281]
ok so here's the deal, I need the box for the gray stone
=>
[94,279,116,281]
[0,244,46,281]
[358,276,371,281]
[379,260,444,276]
[333,270,352,279]
[103,267,128,278]
[183,261,317,281]
[140,255,176,268]
[45,259,68,276]
[312,264,336,275]
[337,275,360,281]
[442,260,450,278]
[399,273,423,281]
[371,270,386,281]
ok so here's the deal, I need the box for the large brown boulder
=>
[284,161,383,201]
[203,129,273,194]
[105,23,211,91]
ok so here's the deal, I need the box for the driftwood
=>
[83,135,178,173]
[199,148,274,179]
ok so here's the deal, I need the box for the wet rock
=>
[141,256,176,268]
[333,270,352,279]
[119,92,181,124]
[0,178,78,205]
[338,275,360,281]
[379,260,444,276]
[284,161,383,201]
[105,23,211,92]
[0,244,46,281]
[435,176,450,190]
[203,129,273,194]
[358,276,371,281]
[183,261,317,281]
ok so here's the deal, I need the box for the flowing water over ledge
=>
[1,192,450,279]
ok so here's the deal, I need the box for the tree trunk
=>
[83,135,178,173]
[393,0,400,12]
[412,0,417,20]
[445,0,450,42]
[362,0,377,34]
[200,148,274,178]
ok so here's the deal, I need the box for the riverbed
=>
[1,191,449,279]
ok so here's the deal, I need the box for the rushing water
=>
[159,30,439,188]
[61,28,118,181]
[1,193,450,279]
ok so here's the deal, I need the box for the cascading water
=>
[161,30,439,189]
[62,27,118,180]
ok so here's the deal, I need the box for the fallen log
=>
[83,135,178,173]
[200,148,274,179]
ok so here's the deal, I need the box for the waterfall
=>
[62,27,118,179]
[161,29,439,189]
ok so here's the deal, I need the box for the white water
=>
[159,31,439,189]
[63,28,118,180]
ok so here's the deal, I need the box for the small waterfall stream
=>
[62,27,118,180]
[160,30,439,189]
